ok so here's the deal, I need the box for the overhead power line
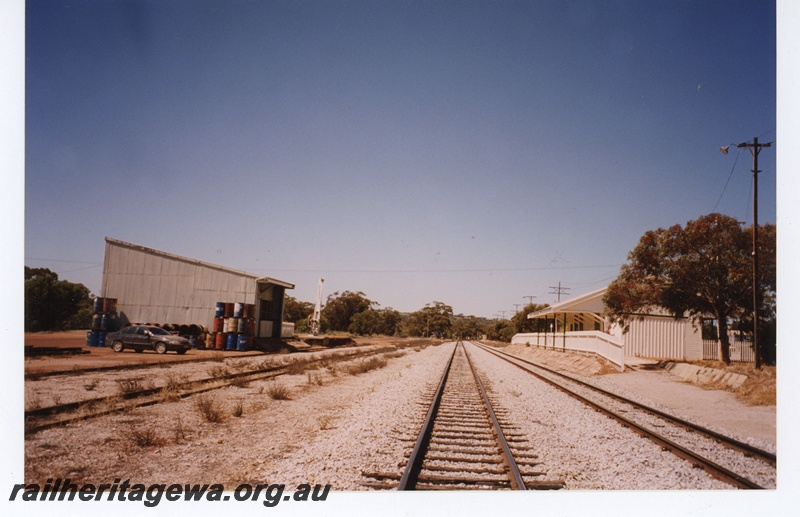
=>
[243,264,622,274]
[548,281,571,303]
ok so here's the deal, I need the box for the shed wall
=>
[101,240,256,327]
[622,315,691,360]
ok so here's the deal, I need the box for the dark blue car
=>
[105,325,191,354]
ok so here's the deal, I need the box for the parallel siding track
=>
[24,348,385,435]
[471,342,775,490]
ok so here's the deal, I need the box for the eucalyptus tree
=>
[603,213,776,365]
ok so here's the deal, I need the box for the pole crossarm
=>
[721,137,772,369]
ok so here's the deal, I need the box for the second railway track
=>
[24,346,390,435]
[470,341,776,490]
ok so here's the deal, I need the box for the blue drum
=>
[226,333,237,350]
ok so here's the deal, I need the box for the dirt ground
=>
[23,333,777,448]
[500,343,777,448]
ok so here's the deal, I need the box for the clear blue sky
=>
[22,0,778,318]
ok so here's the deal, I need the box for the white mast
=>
[310,278,324,335]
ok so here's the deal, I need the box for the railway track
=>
[470,342,776,490]
[24,348,387,435]
[363,342,564,490]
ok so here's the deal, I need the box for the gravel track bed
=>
[238,342,456,489]
[25,339,772,491]
[24,346,383,410]
[465,342,733,489]
[588,370,777,453]
[24,344,453,488]
[476,345,776,488]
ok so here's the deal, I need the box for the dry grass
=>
[207,365,231,379]
[686,360,776,406]
[231,399,244,418]
[318,415,335,430]
[307,371,324,386]
[735,366,776,405]
[159,385,181,403]
[164,372,189,390]
[194,394,224,423]
[25,390,42,411]
[343,356,388,375]
[229,376,251,388]
[160,372,189,401]
[285,361,310,375]
[125,425,165,447]
[83,379,100,391]
[172,414,189,443]
[265,383,292,400]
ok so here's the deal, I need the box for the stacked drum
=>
[207,301,256,351]
[86,297,118,347]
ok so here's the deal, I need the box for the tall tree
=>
[511,303,551,333]
[347,307,401,336]
[25,267,93,331]
[321,291,375,332]
[451,315,485,340]
[404,302,453,337]
[603,213,776,365]
[485,319,516,342]
[283,296,313,323]
[282,295,314,332]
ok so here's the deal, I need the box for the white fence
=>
[511,331,625,371]
[702,337,755,362]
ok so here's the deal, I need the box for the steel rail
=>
[473,342,776,467]
[462,344,527,490]
[25,348,388,435]
[25,368,287,435]
[468,342,765,489]
[397,342,457,490]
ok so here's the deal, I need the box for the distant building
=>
[512,286,707,369]
[101,237,295,338]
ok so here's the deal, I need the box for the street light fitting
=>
[720,142,742,155]
[721,140,772,157]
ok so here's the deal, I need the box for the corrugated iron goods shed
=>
[101,237,294,339]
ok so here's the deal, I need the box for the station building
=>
[512,286,706,370]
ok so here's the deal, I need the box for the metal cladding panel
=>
[159,274,179,306]
[161,257,180,276]
[101,238,283,326]
[126,248,146,275]
[684,321,703,360]
[143,252,163,277]
[624,316,687,360]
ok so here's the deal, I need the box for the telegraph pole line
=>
[721,137,772,369]
[523,295,536,305]
[548,282,570,303]
[513,304,522,314]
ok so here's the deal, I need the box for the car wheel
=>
[155,342,167,354]
[111,341,124,353]
[177,349,188,355]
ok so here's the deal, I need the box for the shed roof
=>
[104,237,294,289]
